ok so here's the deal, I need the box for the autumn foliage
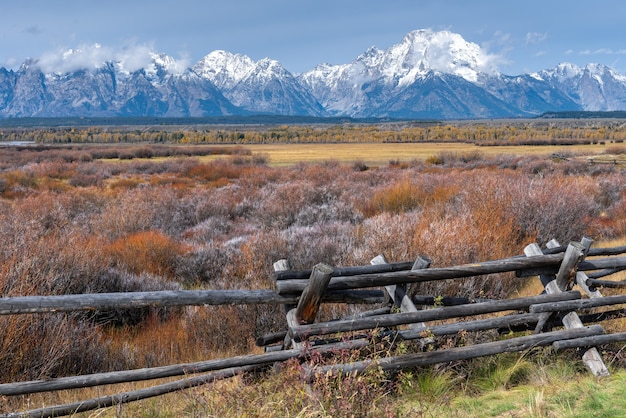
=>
[0,137,625,395]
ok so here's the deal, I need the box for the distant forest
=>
[0,115,418,128]
[538,110,626,119]
[1,111,626,129]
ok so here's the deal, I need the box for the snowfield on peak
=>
[192,50,256,90]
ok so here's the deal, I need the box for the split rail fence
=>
[2,237,626,417]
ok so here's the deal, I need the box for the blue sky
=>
[2,0,626,75]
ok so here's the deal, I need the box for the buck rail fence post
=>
[524,241,609,377]
[286,262,334,348]
[371,254,431,333]
[285,262,333,399]
[575,237,604,299]
[274,259,295,351]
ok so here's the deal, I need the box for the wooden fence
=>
[2,238,626,417]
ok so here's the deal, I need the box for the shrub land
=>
[1,129,626,415]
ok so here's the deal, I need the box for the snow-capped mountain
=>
[532,63,626,111]
[2,29,626,119]
[0,53,240,118]
[192,50,256,90]
[193,52,326,116]
[299,29,519,119]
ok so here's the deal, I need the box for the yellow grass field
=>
[209,142,619,166]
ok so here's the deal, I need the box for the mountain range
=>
[1,29,626,120]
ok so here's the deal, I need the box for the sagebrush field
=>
[1,124,626,416]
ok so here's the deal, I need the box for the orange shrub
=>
[184,160,245,182]
[107,176,145,190]
[361,175,461,217]
[107,230,188,278]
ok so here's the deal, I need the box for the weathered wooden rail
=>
[0,289,386,315]
[2,238,626,417]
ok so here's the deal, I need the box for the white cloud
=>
[579,48,626,56]
[422,31,506,79]
[37,43,114,73]
[525,32,547,46]
[35,42,188,74]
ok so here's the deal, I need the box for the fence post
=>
[286,262,333,350]
[285,262,333,400]
[371,254,431,332]
[274,259,295,351]
[524,241,609,377]
[293,263,334,325]
[575,237,603,299]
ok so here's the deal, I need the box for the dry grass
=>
[213,142,615,167]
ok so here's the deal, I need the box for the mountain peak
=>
[395,29,499,82]
[192,50,256,89]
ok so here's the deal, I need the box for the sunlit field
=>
[232,141,620,166]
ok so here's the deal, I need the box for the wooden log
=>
[372,255,430,331]
[525,242,561,331]
[587,245,626,256]
[395,312,543,340]
[578,309,626,323]
[517,256,626,278]
[525,242,557,289]
[587,268,626,280]
[577,272,603,298]
[0,340,368,397]
[273,245,625,282]
[341,307,391,320]
[257,307,393,347]
[320,290,387,304]
[0,366,256,418]
[0,290,298,314]
[304,325,604,381]
[586,278,626,290]
[273,261,416,281]
[574,238,603,299]
[294,263,334,324]
[286,262,333,355]
[554,242,586,291]
[274,260,297,351]
[276,253,566,294]
[553,332,626,351]
[528,244,626,257]
[412,295,490,306]
[290,291,581,340]
[256,330,288,347]
[274,259,295,314]
[530,294,626,313]
[0,289,387,316]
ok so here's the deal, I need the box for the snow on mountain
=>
[380,29,499,84]
[194,52,326,116]
[0,51,241,118]
[2,29,626,119]
[192,50,256,90]
[299,29,505,117]
[534,63,626,111]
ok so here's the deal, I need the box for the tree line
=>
[1,121,626,146]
